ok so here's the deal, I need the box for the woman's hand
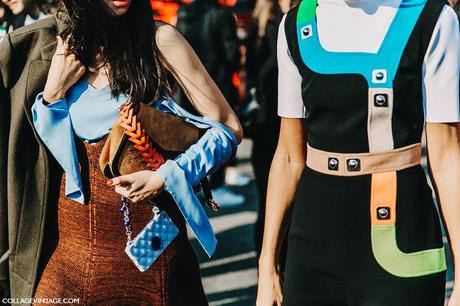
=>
[107,170,165,203]
[256,260,283,306]
[43,36,86,103]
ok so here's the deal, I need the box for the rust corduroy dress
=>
[33,138,208,306]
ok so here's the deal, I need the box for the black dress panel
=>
[281,0,448,304]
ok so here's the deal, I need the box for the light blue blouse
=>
[32,79,126,203]
[31,80,237,257]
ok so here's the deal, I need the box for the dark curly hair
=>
[58,0,171,103]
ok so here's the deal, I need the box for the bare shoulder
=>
[155,23,184,50]
[154,22,195,70]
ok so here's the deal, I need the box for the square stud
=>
[372,69,387,84]
[374,93,388,107]
[377,207,391,220]
[301,25,313,40]
[347,158,360,172]
[328,157,339,171]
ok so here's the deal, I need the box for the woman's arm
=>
[426,122,460,290]
[155,23,243,143]
[257,117,306,306]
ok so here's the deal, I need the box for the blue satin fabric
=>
[32,80,237,257]
[32,79,126,203]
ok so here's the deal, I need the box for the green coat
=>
[0,16,61,304]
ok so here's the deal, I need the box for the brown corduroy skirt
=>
[33,138,208,306]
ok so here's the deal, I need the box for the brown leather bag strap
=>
[99,134,112,177]
[201,179,220,212]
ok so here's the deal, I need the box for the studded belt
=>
[306,143,422,176]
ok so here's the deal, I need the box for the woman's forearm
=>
[426,123,460,277]
[432,163,460,272]
[259,147,306,266]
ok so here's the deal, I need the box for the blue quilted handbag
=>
[125,209,179,272]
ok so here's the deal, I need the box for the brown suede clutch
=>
[99,101,219,211]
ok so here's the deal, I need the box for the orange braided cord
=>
[120,106,136,132]
[119,103,166,171]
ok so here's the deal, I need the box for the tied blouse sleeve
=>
[156,97,238,257]
[31,93,85,204]
[31,80,124,205]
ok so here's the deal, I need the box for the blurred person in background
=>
[0,2,12,41]
[2,0,48,29]
[245,0,296,260]
[176,0,243,197]
[176,0,240,113]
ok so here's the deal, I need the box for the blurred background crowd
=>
[1,0,459,304]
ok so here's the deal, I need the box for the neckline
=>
[314,0,405,55]
[311,0,428,56]
[84,79,110,91]
[295,0,428,87]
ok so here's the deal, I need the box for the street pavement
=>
[188,139,454,306]
[190,139,258,305]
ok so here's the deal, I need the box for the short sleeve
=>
[277,15,307,119]
[423,5,460,123]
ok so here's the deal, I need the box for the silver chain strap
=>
[120,196,132,245]
[121,196,160,246]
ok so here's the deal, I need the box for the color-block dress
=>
[278,0,460,304]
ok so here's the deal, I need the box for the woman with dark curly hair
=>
[0,0,243,304]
